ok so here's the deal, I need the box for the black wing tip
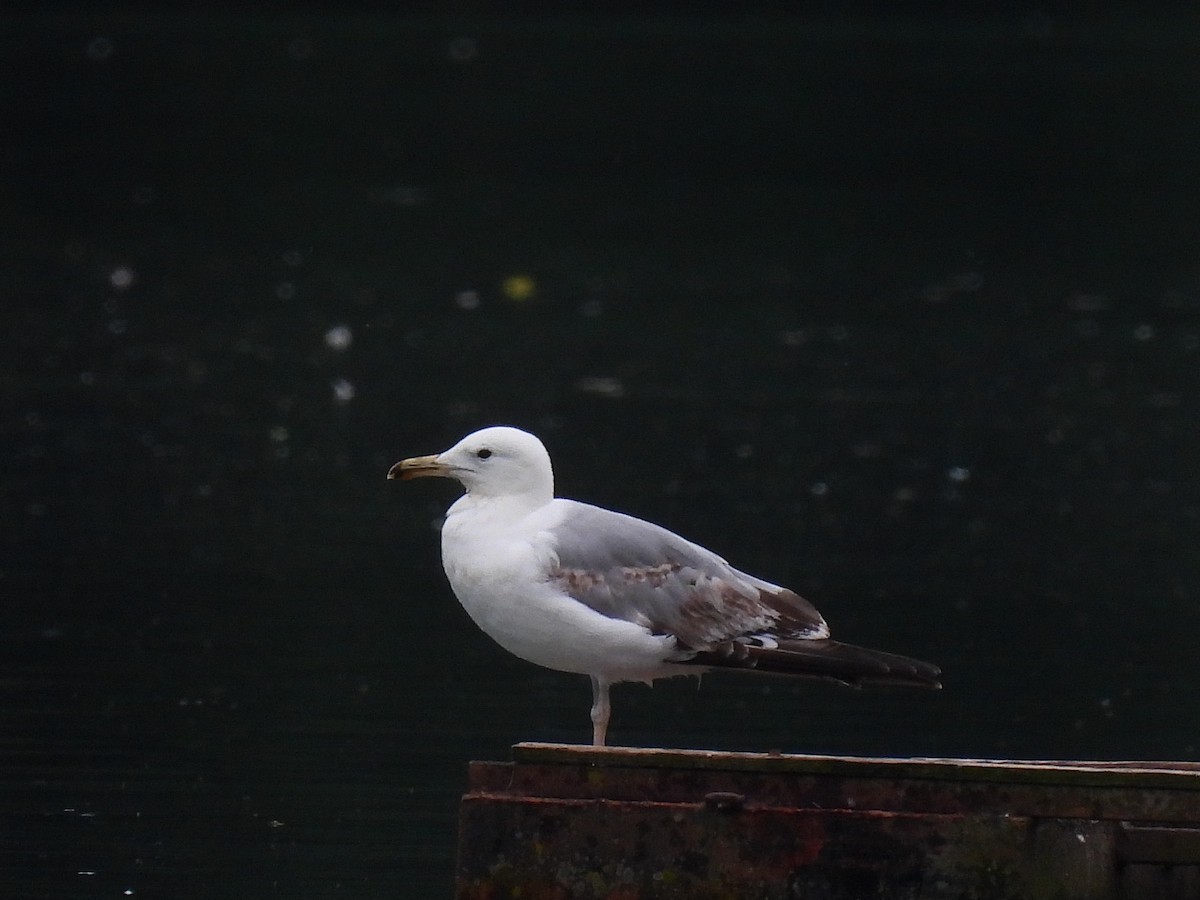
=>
[872,654,942,689]
[856,668,943,690]
[688,638,942,690]
[818,640,943,690]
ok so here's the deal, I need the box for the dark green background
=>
[5,11,1199,896]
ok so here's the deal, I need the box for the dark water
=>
[5,11,1200,896]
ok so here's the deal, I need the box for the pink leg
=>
[589,676,611,747]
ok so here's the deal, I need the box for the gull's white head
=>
[388,426,554,503]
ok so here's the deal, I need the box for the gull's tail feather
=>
[688,638,942,689]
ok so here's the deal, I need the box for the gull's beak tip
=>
[387,454,446,481]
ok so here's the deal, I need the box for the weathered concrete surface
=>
[456,744,1200,899]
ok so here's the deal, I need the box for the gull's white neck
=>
[446,489,552,529]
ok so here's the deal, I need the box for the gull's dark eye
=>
[476,448,492,460]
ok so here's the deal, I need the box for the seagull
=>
[388,426,940,747]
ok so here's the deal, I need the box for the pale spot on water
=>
[454,290,481,311]
[109,266,136,290]
[577,376,624,399]
[324,325,353,350]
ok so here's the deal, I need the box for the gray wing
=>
[546,501,942,689]
[545,501,830,650]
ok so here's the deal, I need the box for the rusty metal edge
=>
[510,742,1200,790]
